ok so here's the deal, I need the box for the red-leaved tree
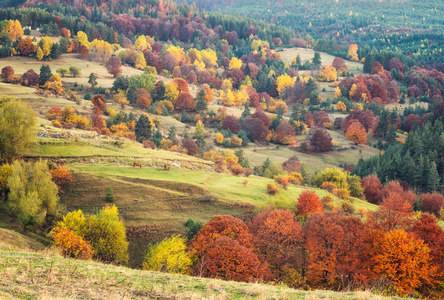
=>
[310,128,332,152]
[250,209,303,280]
[105,56,122,78]
[296,190,323,217]
[361,175,383,204]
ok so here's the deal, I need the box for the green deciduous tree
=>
[0,97,37,162]
[7,160,59,228]
[69,66,81,78]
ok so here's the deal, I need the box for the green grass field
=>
[0,249,405,300]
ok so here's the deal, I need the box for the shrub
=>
[143,140,156,149]
[321,181,338,193]
[50,227,93,260]
[50,166,73,187]
[266,182,279,195]
[334,188,350,200]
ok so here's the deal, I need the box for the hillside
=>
[1,0,444,297]
[0,248,405,300]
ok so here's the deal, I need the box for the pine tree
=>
[386,125,397,144]
[105,186,115,202]
[153,82,166,102]
[305,78,317,96]
[39,64,52,86]
[195,89,207,112]
[270,107,284,131]
[429,161,440,191]
[168,126,176,140]
[296,55,301,65]
[135,114,152,142]
[378,110,389,138]
[245,62,250,75]
[313,51,321,65]
[414,155,424,191]
[290,105,299,121]
[152,130,163,147]
[241,101,251,121]
[88,73,97,89]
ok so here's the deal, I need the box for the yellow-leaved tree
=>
[3,20,23,42]
[143,235,193,274]
[201,49,218,69]
[229,57,242,69]
[135,52,147,69]
[43,74,65,95]
[347,44,359,62]
[0,96,37,162]
[77,31,89,47]
[36,47,44,60]
[39,37,53,58]
[59,205,129,264]
[336,101,347,111]
[276,73,295,99]
[317,65,338,82]
[89,39,113,62]
[134,35,148,51]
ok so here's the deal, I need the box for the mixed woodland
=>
[1,0,444,298]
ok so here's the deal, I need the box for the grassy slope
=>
[0,249,405,300]
[63,163,376,267]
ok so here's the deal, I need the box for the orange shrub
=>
[321,181,338,193]
[334,188,350,200]
[50,227,93,260]
[267,182,279,195]
[50,166,73,186]
[229,163,244,176]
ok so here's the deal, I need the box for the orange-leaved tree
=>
[200,236,270,282]
[250,209,303,280]
[304,212,366,288]
[296,190,323,218]
[409,213,444,273]
[345,119,367,145]
[188,215,253,257]
[372,229,436,295]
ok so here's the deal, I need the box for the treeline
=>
[354,106,444,193]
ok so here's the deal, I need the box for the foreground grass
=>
[0,250,405,300]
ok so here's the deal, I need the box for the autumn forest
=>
[1,0,444,299]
